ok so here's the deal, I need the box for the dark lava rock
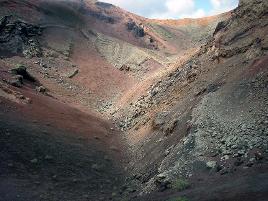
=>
[95,2,114,9]
[254,151,264,161]
[127,21,136,31]
[155,174,172,192]
[0,15,42,58]
[10,64,36,82]
[36,86,47,93]
[234,158,244,166]
[10,75,23,88]
[127,20,145,37]
[119,65,130,72]
[156,180,172,192]
[89,11,115,24]
[213,20,228,35]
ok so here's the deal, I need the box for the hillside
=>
[0,0,267,201]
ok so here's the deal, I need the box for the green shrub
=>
[172,179,190,191]
[168,197,189,201]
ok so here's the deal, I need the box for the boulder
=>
[119,65,130,71]
[152,112,168,129]
[68,69,79,78]
[155,174,172,192]
[126,20,145,37]
[10,64,35,82]
[10,65,27,75]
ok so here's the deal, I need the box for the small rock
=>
[219,168,228,175]
[68,69,79,78]
[92,164,100,171]
[234,158,243,166]
[34,181,41,185]
[233,153,239,158]
[222,149,232,155]
[211,152,219,157]
[36,86,46,93]
[231,144,238,149]
[221,155,230,160]
[10,75,23,87]
[238,150,246,156]
[254,151,264,161]
[30,158,38,164]
[156,173,166,180]
[72,178,78,183]
[249,157,255,162]
[44,155,53,160]
[206,161,218,169]
[94,136,100,140]
[128,187,136,193]
[155,176,171,192]
[212,132,217,137]
[52,175,57,180]
[104,155,110,161]
[246,161,254,167]
[164,149,170,156]
[83,195,89,198]
[25,97,32,104]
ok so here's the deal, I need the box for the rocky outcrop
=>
[123,0,268,194]
[127,20,145,37]
[10,64,36,82]
[95,2,114,9]
[89,11,116,23]
[117,59,200,132]
[208,0,268,60]
[0,16,42,58]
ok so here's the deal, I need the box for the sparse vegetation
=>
[148,23,174,39]
[172,179,190,191]
[168,197,189,201]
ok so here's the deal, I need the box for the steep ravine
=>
[0,0,268,201]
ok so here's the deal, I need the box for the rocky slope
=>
[0,0,267,201]
[117,1,268,200]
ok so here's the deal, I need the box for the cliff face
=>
[210,0,268,59]
[238,0,265,7]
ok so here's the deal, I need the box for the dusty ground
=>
[0,84,128,201]
[0,0,268,201]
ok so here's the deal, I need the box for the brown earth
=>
[0,0,268,201]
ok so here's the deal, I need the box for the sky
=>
[100,0,239,19]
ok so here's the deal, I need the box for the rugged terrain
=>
[0,0,267,201]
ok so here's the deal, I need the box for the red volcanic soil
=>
[150,12,231,27]
[0,82,128,201]
[0,1,267,201]
[70,32,136,99]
